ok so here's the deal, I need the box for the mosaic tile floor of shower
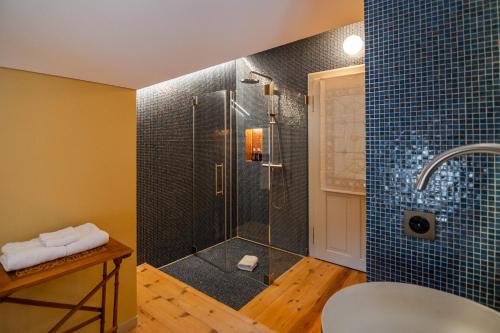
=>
[160,237,302,309]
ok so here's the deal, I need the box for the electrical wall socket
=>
[403,210,436,240]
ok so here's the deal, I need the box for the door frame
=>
[307,64,366,271]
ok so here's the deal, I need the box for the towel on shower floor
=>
[39,226,79,247]
[0,223,109,272]
[237,255,258,272]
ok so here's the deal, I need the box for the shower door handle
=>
[215,163,224,196]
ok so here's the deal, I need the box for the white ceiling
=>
[0,0,362,89]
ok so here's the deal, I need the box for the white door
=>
[308,65,366,271]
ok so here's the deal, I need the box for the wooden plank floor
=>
[133,258,365,333]
[240,258,366,333]
[132,264,274,333]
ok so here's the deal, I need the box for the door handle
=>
[215,163,224,196]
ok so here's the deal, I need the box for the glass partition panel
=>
[267,88,306,282]
[235,84,270,246]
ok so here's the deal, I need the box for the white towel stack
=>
[39,226,79,247]
[237,255,259,272]
[0,223,109,272]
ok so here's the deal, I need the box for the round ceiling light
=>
[343,35,364,55]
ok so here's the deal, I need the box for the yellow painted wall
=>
[0,67,137,333]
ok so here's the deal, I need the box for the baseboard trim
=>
[117,315,138,333]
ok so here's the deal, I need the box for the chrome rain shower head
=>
[241,70,273,84]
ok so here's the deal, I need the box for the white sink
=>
[322,282,500,333]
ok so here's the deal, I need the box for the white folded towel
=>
[0,244,67,272]
[1,238,43,254]
[74,223,99,236]
[66,229,109,256]
[39,226,79,247]
[0,223,109,272]
[237,255,258,272]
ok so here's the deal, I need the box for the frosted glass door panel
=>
[320,73,366,194]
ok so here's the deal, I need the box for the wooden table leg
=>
[48,266,118,333]
[100,262,107,333]
[112,258,122,333]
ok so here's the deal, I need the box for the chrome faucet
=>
[416,143,500,191]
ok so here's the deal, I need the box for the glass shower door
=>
[192,90,229,252]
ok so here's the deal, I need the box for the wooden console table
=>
[0,238,132,333]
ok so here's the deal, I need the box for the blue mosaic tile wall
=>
[137,62,235,266]
[365,0,499,310]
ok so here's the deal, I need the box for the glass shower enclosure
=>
[191,84,304,286]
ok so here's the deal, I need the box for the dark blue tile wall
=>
[365,0,499,310]
[137,62,235,266]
